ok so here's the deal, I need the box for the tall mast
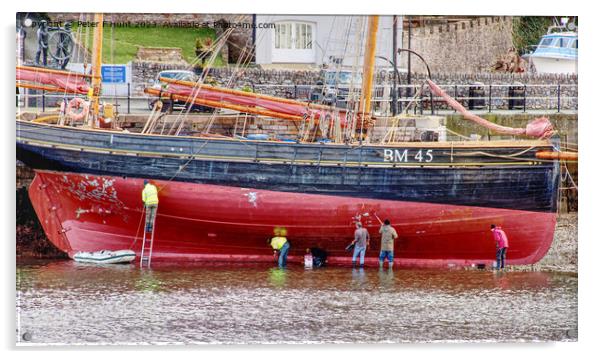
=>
[359,15,379,117]
[89,13,104,126]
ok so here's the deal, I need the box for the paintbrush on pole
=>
[373,212,383,225]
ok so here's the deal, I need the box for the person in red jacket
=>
[491,224,509,270]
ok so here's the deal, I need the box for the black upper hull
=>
[16,121,560,213]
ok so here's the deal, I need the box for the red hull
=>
[29,170,556,267]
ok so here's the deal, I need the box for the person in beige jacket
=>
[378,219,398,269]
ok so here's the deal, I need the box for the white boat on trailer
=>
[73,249,136,264]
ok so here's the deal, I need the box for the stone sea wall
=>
[131,62,578,111]
[131,62,576,110]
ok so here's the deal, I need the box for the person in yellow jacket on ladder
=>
[142,179,159,232]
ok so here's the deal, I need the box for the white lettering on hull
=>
[383,149,434,163]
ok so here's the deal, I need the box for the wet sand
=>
[513,213,577,273]
[16,260,577,344]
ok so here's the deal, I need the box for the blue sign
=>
[101,65,127,83]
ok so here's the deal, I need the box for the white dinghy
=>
[73,249,136,264]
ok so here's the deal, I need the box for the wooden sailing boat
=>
[16,14,574,267]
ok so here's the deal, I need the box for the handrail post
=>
[454,84,458,113]
[523,84,527,113]
[488,84,492,113]
[127,83,131,114]
[430,91,434,115]
[557,83,561,113]
[419,86,423,115]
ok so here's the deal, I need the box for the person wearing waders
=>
[491,224,509,270]
[141,180,159,233]
[351,222,370,268]
[269,229,290,268]
[379,219,398,269]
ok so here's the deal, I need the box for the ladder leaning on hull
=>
[140,206,157,268]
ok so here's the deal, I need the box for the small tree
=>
[512,17,553,55]
[195,37,214,66]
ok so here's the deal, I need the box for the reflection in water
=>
[268,267,287,288]
[135,270,165,293]
[16,259,577,344]
[350,268,367,289]
[377,268,395,290]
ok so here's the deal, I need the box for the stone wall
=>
[16,161,34,188]
[405,72,578,111]
[132,63,578,110]
[208,69,578,111]
[135,47,187,64]
[406,16,514,74]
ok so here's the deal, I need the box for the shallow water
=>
[16,259,577,344]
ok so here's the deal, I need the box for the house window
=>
[295,23,313,49]
[275,23,293,49]
[275,22,313,50]
[272,21,315,63]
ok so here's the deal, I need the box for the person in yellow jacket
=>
[269,227,290,268]
[141,179,159,232]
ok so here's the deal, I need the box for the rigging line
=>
[342,17,361,112]
[562,140,579,147]
[200,18,273,136]
[227,19,268,86]
[402,80,427,114]
[55,13,84,117]
[560,146,578,152]
[169,37,226,133]
[332,16,355,143]
[347,16,366,141]
[172,26,240,135]
[317,17,344,106]
[446,139,550,158]
[444,148,537,158]
[563,162,578,191]
[445,127,473,140]
[166,22,240,132]
[158,140,210,191]
[110,15,116,105]
[128,207,147,250]
[201,49,245,133]
[203,22,261,135]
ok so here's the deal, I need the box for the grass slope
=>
[74,25,220,65]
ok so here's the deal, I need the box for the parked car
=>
[310,69,362,108]
[147,70,213,113]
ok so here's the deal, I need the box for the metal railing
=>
[16,82,577,115]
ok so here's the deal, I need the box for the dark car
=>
[147,70,213,113]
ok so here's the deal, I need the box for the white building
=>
[254,15,403,69]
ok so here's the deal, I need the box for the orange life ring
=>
[66,98,89,121]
